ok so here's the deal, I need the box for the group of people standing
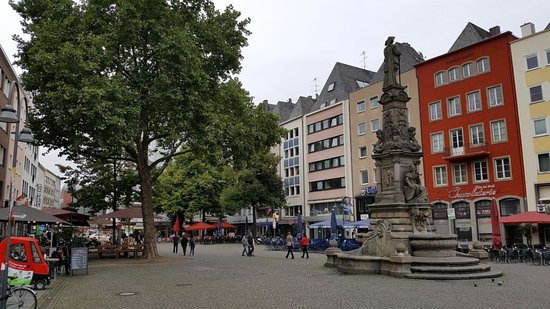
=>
[172,233,196,256]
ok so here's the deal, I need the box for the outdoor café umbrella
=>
[0,205,70,225]
[296,213,303,240]
[185,222,216,231]
[330,210,337,240]
[40,207,90,227]
[218,221,236,229]
[490,198,502,249]
[173,216,181,234]
[500,211,550,224]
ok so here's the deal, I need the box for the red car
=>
[0,237,50,290]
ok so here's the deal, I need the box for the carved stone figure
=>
[403,165,428,203]
[383,36,401,89]
[406,127,421,152]
[373,129,385,153]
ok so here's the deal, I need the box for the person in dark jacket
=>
[172,234,180,254]
[180,235,188,256]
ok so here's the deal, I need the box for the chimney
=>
[521,22,535,37]
[489,26,501,36]
[288,98,292,103]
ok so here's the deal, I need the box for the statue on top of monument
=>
[383,36,401,90]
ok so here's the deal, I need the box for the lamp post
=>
[0,81,35,309]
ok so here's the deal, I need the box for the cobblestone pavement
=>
[37,242,550,309]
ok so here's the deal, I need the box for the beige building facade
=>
[510,23,550,211]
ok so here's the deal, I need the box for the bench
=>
[115,245,144,259]
[96,245,118,258]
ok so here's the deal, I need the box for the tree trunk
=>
[252,205,257,238]
[137,151,159,259]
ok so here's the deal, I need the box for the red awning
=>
[500,212,550,224]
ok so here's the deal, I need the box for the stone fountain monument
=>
[325,37,502,279]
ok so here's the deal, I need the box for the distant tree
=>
[220,151,286,237]
[12,0,251,259]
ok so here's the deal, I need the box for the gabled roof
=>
[448,22,491,52]
[287,96,316,120]
[272,100,295,122]
[545,22,550,31]
[371,42,425,84]
[311,62,375,111]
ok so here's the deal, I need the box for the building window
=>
[529,85,543,103]
[309,177,345,192]
[434,166,448,186]
[487,85,503,107]
[429,101,442,121]
[357,101,365,113]
[435,71,445,86]
[453,163,468,184]
[473,161,489,182]
[491,120,507,143]
[371,119,380,132]
[431,132,444,153]
[360,170,368,184]
[370,96,379,109]
[547,49,550,65]
[308,135,344,153]
[307,114,343,134]
[467,91,482,112]
[358,122,366,135]
[462,62,474,78]
[450,128,464,150]
[327,83,335,92]
[539,153,550,173]
[500,198,520,217]
[309,156,345,172]
[526,54,539,70]
[359,146,367,158]
[494,157,511,179]
[448,67,460,82]
[477,57,490,73]
[534,118,548,136]
[447,96,461,117]
[0,146,5,167]
[469,124,485,146]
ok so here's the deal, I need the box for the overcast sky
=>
[1,0,549,176]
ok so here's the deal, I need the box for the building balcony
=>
[442,143,490,161]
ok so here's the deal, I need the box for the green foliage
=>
[59,158,140,216]
[516,223,538,246]
[12,0,252,258]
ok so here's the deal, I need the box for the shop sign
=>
[449,185,496,199]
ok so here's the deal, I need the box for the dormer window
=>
[327,83,335,92]
[356,80,369,88]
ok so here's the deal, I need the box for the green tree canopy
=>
[12,0,257,259]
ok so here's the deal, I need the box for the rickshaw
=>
[0,237,50,290]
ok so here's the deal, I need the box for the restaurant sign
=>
[449,185,496,199]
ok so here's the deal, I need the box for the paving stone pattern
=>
[38,242,550,309]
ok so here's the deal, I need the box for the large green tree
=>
[11,0,253,259]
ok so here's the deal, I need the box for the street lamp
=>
[0,81,35,309]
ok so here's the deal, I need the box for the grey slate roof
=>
[287,96,316,120]
[310,62,375,111]
[545,22,550,30]
[448,22,491,52]
[371,42,425,84]
[272,100,295,122]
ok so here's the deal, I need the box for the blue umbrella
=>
[297,213,303,240]
[330,210,338,240]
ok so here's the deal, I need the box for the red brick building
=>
[415,24,526,246]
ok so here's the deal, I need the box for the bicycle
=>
[1,285,37,309]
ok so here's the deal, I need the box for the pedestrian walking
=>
[285,232,294,259]
[181,234,188,256]
[300,234,309,259]
[172,233,180,254]
[247,233,255,256]
[241,235,248,256]
[189,236,196,256]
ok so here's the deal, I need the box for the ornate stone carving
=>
[410,207,432,232]
[403,162,428,203]
[383,36,401,90]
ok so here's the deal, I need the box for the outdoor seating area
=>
[264,237,359,252]
[89,244,144,259]
[487,245,550,265]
